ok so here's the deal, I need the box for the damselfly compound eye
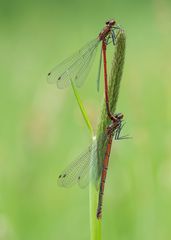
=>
[105,19,116,26]
[115,113,123,120]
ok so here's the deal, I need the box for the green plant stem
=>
[90,29,126,239]
[71,80,94,136]
[70,29,126,240]
[89,136,101,240]
[70,80,101,239]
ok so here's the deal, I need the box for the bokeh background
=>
[0,0,171,239]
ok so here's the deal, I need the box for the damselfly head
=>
[105,19,116,27]
[114,113,124,120]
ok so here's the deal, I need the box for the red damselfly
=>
[47,19,121,122]
[58,113,126,219]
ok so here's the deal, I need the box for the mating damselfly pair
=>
[47,19,127,219]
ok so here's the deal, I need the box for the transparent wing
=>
[47,38,100,89]
[57,142,98,188]
[57,134,107,189]
[96,47,102,92]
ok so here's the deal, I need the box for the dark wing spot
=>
[48,72,51,76]
[78,176,80,180]
[59,175,62,178]
[63,174,66,178]
[58,76,61,80]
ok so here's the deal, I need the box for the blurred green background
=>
[0,0,171,239]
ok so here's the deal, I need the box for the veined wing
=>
[47,38,100,89]
[57,119,126,189]
[57,140,98,188]
[57,133,108,189]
